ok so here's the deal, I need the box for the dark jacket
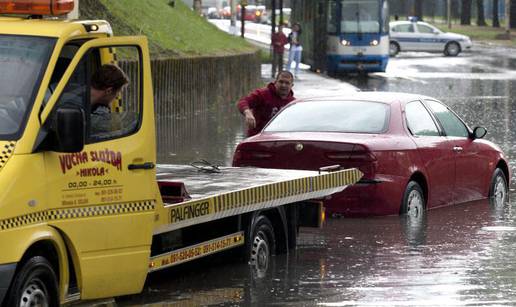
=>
[237,82,295,137]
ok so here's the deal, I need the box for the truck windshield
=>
[340,0,381,33]
[0,35,55,140]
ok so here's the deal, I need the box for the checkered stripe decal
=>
[213,168,363,212]
[0,200,155,231]
[0,142,16,170]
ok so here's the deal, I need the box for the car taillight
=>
[0,0,74,16]
[325,151,376,162]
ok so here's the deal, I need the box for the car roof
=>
[294,92,431,105]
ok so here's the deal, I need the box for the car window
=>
[417,24,436,34]
[393,24,414,33]
[264,100,389,133]
[425,100,469,137]
[405,101,440,136]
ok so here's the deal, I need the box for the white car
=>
[389,20,472,57]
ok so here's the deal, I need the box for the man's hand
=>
[243,109,256,129]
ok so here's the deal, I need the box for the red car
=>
[232,92,510,217]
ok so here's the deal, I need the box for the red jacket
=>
[271,32,288,54]
[237,83,295,137]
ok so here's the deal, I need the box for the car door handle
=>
[128,162,155,170]
[453,146,463,152]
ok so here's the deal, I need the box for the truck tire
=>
[6,256,59,307]
[248,215,275,276]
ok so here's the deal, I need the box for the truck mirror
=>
[55,106,86,152]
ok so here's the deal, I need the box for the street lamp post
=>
[505,0,511,36]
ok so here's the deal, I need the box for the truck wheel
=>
[6,256,59,307]
[248,215,275,276]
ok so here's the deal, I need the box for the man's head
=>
[90,64,129,107]
[274,70,294,98]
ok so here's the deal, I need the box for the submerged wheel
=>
[6,256,59,307]
[444,42,460,56]
[401,181,425,220]
[248,215,275,277]
[389,41,400,57]
[489,168,508,207]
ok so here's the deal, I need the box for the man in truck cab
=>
[89,64,129,135]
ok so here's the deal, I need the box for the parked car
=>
[232,92,509,217]
[389,20,472,57]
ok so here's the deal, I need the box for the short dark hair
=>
[276,70,294,81]
[91,64,129,91]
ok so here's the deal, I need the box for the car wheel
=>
[389,41,400,57]
[401,181,425,220]
[444,42,460,56]
[6,256,59,307]
[248,215,275,278]
[489,168,508,207]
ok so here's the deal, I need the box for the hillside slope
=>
[80,0,256,57]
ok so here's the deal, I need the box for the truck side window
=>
[88,46,142,142]
[52,45,142,143]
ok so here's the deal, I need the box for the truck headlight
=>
[370,39,379,46]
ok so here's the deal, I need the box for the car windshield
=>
[264,100,389,133]
[0,35,55,139]
[340,0,381,33]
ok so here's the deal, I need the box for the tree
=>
[476,0,487,25]
[414,0,424,20]
[461,0,472,24]
[492,0,500,27]
[511,0,516,28]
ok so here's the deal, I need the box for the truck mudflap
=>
[154,165,363,234]
[0,262,17,305]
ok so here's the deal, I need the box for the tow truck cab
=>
[0,0,160,304]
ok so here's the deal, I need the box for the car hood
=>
[442,32,470,41]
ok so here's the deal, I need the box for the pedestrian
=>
[237,70,295,137]
[286,23,302,78]
[271,25,288,78]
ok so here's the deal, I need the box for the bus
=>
[292,0,389,74]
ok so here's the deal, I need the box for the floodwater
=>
[120,44,516,306]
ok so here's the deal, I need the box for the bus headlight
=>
[370,39,379,46]
[341,39,351,46]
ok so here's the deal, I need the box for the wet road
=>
[125,44,516,306]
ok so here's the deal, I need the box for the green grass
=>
[80,0,256,57]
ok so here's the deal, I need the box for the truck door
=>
[39,37,157,299]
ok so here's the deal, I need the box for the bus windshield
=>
[340,0,381,33]
[0,35,55,140]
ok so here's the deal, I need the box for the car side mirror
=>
[472,126,487,139]
[55,106,86,152]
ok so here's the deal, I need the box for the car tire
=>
[401,181,425,219]
[247,215,275,278]
[489,168,508,207]
[444,42,460,56]
[6,256,59,307]
[389,41,400,57]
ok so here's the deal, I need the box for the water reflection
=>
[140,45,516,306]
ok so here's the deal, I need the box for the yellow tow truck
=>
[0,1,362,306]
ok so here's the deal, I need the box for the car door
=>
[40,37,157,298]
[424,99,488,204]
[404,100,454,208]
[391,23,417,51]
[415,23,444,51]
